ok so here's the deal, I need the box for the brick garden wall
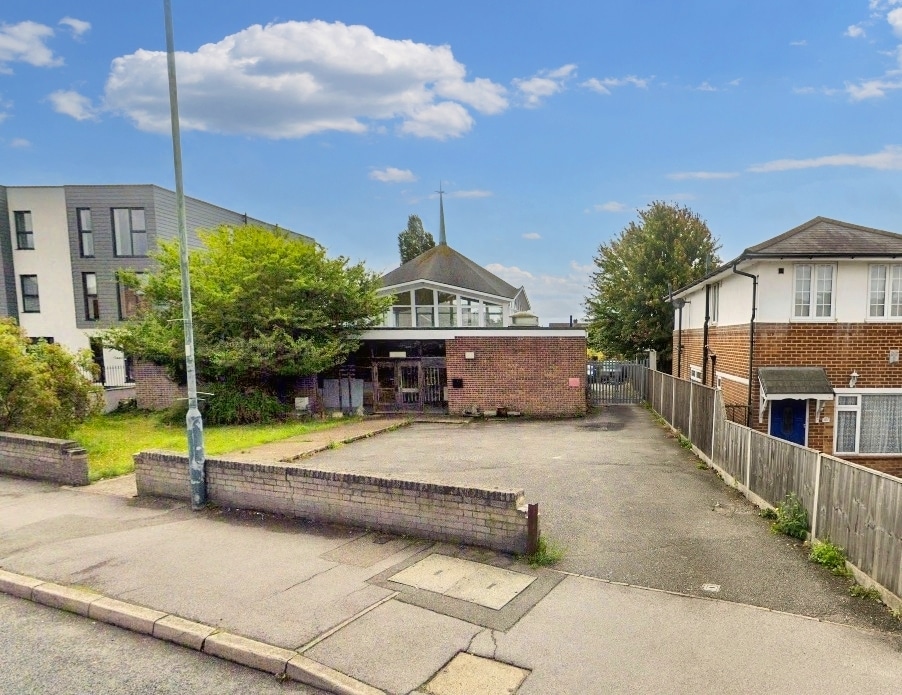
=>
[0,432,89,486]
[135,361,186,411]
[135,451,532,553]
[445,336,587,417]
[675,322,902,476]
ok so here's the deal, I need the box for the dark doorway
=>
[769,399,806,446]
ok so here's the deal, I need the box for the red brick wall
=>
[674,322,902,476]
[135,361,186,410]
[446,336,587,417]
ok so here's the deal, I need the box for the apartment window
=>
[868,264,902,318]
[793,264,834,318]
[83,273,100,320]
[117,273,146,320]
[77,208,94,257]
[20,275,39,312]
[689,365,702,383]
[835,393,902,455]
[709,282,720,322]
[112,208,147,257]
[14,211,34,249]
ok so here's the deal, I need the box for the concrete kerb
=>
[0,568,385,695]
[281,419,413,463]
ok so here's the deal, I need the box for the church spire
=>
[437,182,447,245]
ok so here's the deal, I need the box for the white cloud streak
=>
[667,171,739,180]
[485,261,591,323]
[845,24,867,38]
[97,20,507,140]
[748,145,902,172]
[522,232,541,240]
[581,75,650,95]
[48,90,98,120]
[59,17,90,38]
[9,137,31,148]
[513,64,577,107]
[593,201,627,212]
[0,20,62,72]
[369,167,417,183]
[447,189,493,199]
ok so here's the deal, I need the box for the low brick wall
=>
[0,432,89,486]
[135,361,186,411]
[135,451,531,553]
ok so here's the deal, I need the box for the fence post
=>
[671,376,676,427]
[810,454,823,540]
[688,382,694,440]
[745,428,752,491]
[711,389,718,463]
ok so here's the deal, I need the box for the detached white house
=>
[670,217,902,478]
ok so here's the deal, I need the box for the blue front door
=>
[770,399,806,445]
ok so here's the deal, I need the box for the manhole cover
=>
[389,554,535,610]
[419,652,529,695]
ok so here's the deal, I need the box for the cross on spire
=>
[437,182,447,245]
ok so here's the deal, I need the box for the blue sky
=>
[2,1,902,323]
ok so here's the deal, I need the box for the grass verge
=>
[74,411,359,482]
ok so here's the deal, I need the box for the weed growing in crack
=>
[770,493,808,540]
[519,536,564,568]
[808,539,851,577]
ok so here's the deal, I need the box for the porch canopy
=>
[758,367,834,423]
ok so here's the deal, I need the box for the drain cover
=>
[420,652,529,695]
[701,583,721,593]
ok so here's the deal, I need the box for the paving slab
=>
[417,652,529,695]
[389,554,535,610]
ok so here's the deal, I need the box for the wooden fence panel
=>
[672,378,691,435]
[748,430,818,515]
[716,421,749,484]
[659,373,675,424]
[816,456,902,599]
[690,383,715,458]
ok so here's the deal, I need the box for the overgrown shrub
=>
[0,319,102,437]
[203,382,289,425]
[770,493,808,540]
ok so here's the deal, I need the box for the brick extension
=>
[446,336,587,417]
[675,323,902,477]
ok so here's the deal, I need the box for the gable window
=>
[484,303,503,327]
[868,264,902,318]
[77,208,94,257]
[461,297,480,327]
[437,292,456,327]
[415,288,435,327]
[112,208,147,257]
[391,291,412,327]
[83,273,100,320]
[14,211,34,249]
[793,264,834,318]
[835,392,902,455]
[20,275,39,312]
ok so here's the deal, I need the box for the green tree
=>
[398,214,435,264]
[0,319,102,437]
[585,202,720,361]
[107,225,390,401]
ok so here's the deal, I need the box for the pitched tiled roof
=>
[380,244,520,299]
[744,217,902,257]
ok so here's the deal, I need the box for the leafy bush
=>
[770,493,808,540]
[0,319,102,437]
[809,539,851,576]
[203,382,289,425]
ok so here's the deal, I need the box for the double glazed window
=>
[118,273,146,320]
[709,282,720,322]
[20,275,39,312]
[112,208,147,257]
[793,264,834,318]
[14,211,34,249]
[83,273,100,320]
[835,393,902,455]
[77,208,94,257]
[868,264,902,318]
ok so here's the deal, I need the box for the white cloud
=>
[522,232,541,240]
[593,201,627,212]
[9,137,31,148]
[790,39,808,46]
[513,64,577,107]
[845,78,902,100]
[667,171,739,180]
[485,261,591,324]
[845,24,867,38]
[48,89,98,120]
[59,17,90,38]
[726,78,742,87]
[581,75,650,95]
[696,81,717,92]
[888,7,902,37]
[0,20,62,72]
[748,145,902,172]
[447,189,493,199]
[98,20,506,140]
[369,167,417,183]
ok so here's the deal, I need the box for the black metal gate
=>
[587,361,648,405]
